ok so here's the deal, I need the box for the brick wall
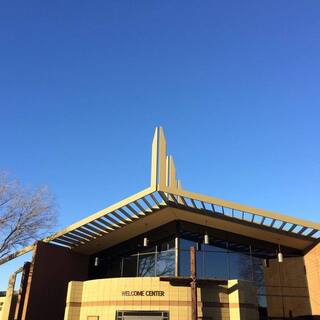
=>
[263,256,311,318]
[64,277,259,320]
[304,243,320,315]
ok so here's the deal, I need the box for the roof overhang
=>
[70,201,314,255]
[1,127,319,265]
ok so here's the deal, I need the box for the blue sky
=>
[1,1,320,289]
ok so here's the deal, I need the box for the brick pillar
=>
[1,273,17,320]
[228,280,259,320]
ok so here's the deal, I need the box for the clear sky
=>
[1,1,320,289]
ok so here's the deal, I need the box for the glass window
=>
[105,258,122,277]
[229,250,252,281]
[122,255,137,277]
[179,238,203,277]
[179,249,203,277]
[180,238,197,250]
[252,257,268,306]
[159,239,175,251]
[138,253,156,276]
[179,249,190,276]
[156,250,175,276]
[204,248,228,279]
[140,245,156,254]
[197,250,204,278]
[119,239,177,278]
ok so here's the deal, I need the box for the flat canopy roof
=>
[1,127,319,265]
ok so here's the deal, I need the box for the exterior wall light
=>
[278,252,283,263]
[143,237,149,247]
[278,245,283,263]
[94,257,99,267]
[204,233,209,245]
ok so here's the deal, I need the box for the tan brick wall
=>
[304,243,320,315]
[0,296,6,320]
[64,278,259,320]
[264,256,311,318]
[1,273,17,320]
[227,280,259,320]
[237,281,259,320]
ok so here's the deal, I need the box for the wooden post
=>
[190,246,198,320]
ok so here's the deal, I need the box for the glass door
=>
[116,311,169,320]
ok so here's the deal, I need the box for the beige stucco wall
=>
[64,277,258,320]
[0,296,6,320]
[304,243,320,315]
[1,272,16,320]
[228,280,259,320]
[263,256,311,318]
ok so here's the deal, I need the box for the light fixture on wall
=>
[277,244,283,263]
[94,257,99,267]
[143,236,149,247]
[143,223,149,247]
[263,258,270,268]
[204,232,209,245]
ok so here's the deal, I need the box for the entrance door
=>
[123,317,161,320]
[116,311,169,320]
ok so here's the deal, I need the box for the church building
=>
[1,127,320,320]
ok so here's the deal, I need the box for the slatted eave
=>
[47,190,165,249]
[163,191,320,242]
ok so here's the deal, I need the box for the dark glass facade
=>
[179,238,267,311]
[90,238,176,278]
[89,221,305,320]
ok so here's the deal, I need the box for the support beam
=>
[190,246,198,320]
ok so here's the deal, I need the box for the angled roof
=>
[1,127,319,265]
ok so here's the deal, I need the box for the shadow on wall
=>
[264,257,312,319]
[293,316,320,320]
[200,284,229,320]
[245,312,320,319]
[267,316,320,319]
